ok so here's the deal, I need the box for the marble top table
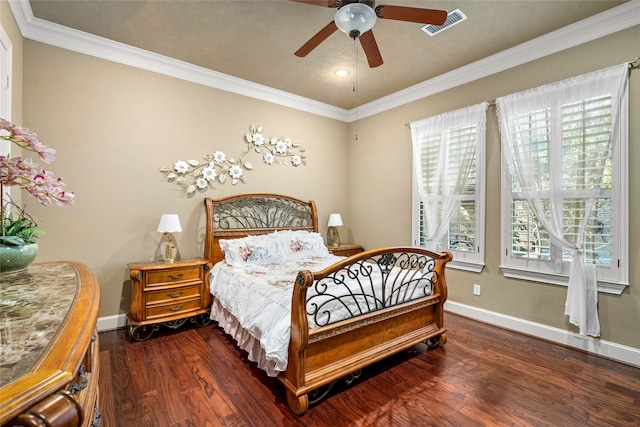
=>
[0,263,77,386]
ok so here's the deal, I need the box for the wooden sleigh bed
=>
[204,193,452,414]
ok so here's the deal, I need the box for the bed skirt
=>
[209,297,283,377]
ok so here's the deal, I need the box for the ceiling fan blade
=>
[359,30,383,68]
[289,0,338,7]
[294,21,338,57]
[375,5,448,25]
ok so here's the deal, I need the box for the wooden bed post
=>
[434,251,452,346]
[282,270,313,415]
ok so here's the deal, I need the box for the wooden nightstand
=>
[328,244,364,257]
[127,257,212,341]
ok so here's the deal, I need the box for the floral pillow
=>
[276,230,329,258]
[219,234,282,267]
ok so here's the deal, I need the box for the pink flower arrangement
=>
[1,118,74,244]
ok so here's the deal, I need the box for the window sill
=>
[500,266,628,295]
[449,260,484,273]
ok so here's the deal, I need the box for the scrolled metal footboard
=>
[285,247,451,415]
[304,249,443,327]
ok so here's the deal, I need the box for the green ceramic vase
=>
[0,243,38,274]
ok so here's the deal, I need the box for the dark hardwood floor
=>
[98,313,640,426]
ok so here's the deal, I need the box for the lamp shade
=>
[157,214,182,233]
[328,213,343,227]
[335,3,376,39]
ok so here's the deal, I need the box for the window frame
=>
[411,105,487,273]
[499,78,629,295]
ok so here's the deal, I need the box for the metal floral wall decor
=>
[160,125,306,195]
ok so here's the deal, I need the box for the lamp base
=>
[327,226,341,248]
[164,239,176,263]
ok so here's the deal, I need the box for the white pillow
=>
[276,230,329,258]
[219,233,282,267]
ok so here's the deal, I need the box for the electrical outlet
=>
[473,284,481,296]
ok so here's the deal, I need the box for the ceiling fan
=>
[292,0,448,68]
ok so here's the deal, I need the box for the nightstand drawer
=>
[146,266,201,285]
[145,284,201,305]
[146,298,202,320]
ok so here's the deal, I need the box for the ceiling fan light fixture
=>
[334,69,351,78]
[335,3,376,39]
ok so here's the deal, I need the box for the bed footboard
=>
[280,247,452,414]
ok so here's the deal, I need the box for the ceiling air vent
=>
[421,8,467,36]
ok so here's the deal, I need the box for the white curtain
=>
[497,64,628,337]
[410,102,488,251]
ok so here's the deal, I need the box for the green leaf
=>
[0,236,27,246]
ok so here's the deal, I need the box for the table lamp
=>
[157,214,182,263]
[327,213,343,248]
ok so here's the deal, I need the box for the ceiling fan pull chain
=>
[354,39,359,142]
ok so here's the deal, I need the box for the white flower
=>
[162,125,306,194]
[213,151,226,163]
[275,139,288,154]
[229,165,243,179]
[196,177,208,189]
[252,132,265,147]
[174,160,189,174]
[202,166,216,181]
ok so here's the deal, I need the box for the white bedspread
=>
[209,255,343,376]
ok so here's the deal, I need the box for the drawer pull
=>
[167,291,183,298]
[168,305,183,312]
[168,273,184,280]
[71,364,88,393]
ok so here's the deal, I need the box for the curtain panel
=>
[410,102,488,252]
[496,64,628,337]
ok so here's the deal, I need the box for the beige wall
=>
[10,9,639,350]
[347,26,640,348]
[22,41,348,318]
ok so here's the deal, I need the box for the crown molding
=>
[355,0,640,120]
[7,0,349,121]
[9,0,640,123]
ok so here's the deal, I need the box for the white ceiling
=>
[17,1,636,115]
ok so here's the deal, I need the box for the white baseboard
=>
[444,300,640,368]
[97,313,127,332]
[97,304,639,368]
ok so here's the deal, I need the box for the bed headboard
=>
[204,193,318,264]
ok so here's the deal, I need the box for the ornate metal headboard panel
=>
[204,193,318,264]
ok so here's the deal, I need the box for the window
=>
[411,102,487,272]
[498,64,629,295]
